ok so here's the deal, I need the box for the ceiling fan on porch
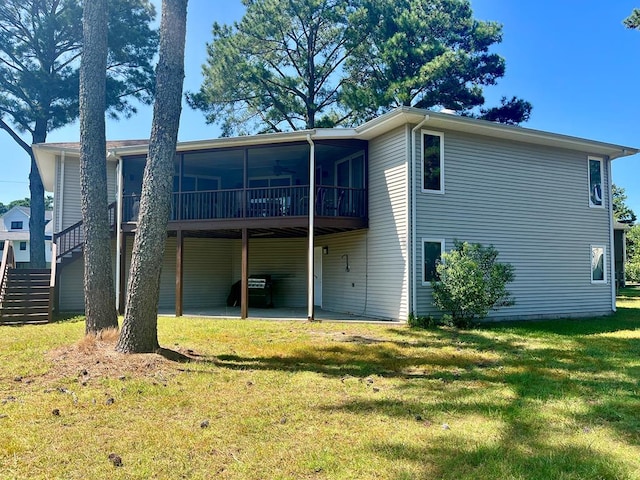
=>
[272,160,296,176]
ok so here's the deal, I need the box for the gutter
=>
[410,115,430,317]
[608,158,616,312]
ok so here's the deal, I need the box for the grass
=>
[0,289,639,479]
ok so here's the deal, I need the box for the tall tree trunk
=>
[28,150,46,269]
[79,0,118,334]
[116,0,188,353]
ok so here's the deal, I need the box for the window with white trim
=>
[591,245,606,284]
[588,156,604,208]
[10,221,23,230]
[422,130,444,193]
[19,242,26,251]
[423,239,444,284]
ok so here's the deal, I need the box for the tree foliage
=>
[624,9,640,30]
[626,225,640,283]
[189,0,531,135]
[117,0,188,354]
[187,0,368,135]
[432,241,515,326]
[612,184,637,224]
[0,0,158,267]
[0,196,53,215]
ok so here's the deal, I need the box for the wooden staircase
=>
[0,269,51,324]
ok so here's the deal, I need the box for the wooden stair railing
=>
[0,240,16,315]
[54,201,118,263]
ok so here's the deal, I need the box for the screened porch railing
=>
[121,185,366,222]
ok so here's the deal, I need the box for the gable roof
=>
[32,107,638,191]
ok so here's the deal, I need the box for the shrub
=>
[626,261,640,283]
[432,241,515,327]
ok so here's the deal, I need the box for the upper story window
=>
[422,130,444,193]
[10,221,23,230]
[423,239,444,284]
[588,156,604,208]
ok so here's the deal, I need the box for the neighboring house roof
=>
[613,220,634,231]
[32,106,639,192]
[0,207,54,233]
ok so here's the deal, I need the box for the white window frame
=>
[421,130,444,194]
[422,238,445,286]
[588,156,604,209]
[590,244,607,284]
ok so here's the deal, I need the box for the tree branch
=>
[0,118,32,155]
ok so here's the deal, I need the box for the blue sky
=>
[1,0,639,216]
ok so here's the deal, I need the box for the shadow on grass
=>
[156,347,192,363]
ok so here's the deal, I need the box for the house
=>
[32,107,638,321]
[0,206,53,268]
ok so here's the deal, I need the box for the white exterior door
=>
[314,246,322,307]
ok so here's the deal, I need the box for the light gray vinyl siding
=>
[124,236,176,312]
[58,256,85,312]
[183,238,233,308]
[317,231,367,315]
[61,157,82,229]
[231,237,308,307]
[58,156,118,229]
[364,125,409,320]
[414,129,613,320]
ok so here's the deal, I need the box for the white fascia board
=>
[354,106,639,159]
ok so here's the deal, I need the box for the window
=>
[591,245,606,284]
[422,131,444,192]
[0,242,4,251]
[10,221,23,230]
[423,239,444,284]
[19,242,27,251]
[588,156,604,208]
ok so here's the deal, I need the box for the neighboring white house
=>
[0,206,53,267]
[33,107,638,321]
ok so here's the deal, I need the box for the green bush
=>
[432,241,515,327]
[626,261,640,283]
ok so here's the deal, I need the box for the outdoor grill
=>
[248,275,274,308]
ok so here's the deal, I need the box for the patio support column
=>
[176,229,184,317]
[306,134,315,321]
[118,233,126,314]
[241,227,249,319]
[114,154,123,312]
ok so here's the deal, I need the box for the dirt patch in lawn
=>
[44,329,198,382]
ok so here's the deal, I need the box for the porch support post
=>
[176,229,184,317]
[241,227,249,319]
[306,134,316,321]
[118,233,126,314]
[114,154,123,312]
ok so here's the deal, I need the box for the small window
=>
[588,156,604,208]
[19,242,27,251]
[423,239,444,284]
[591,245,606,284]
[422,130,444,193]
[0,242,4,251]
[10,221,23,230]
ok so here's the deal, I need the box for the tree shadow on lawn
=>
[372,431,627,480]
[199,319,640,474]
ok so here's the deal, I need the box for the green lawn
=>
[1,289,639,479]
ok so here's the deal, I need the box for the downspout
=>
[306,134,316,321]
[113,153,123,310]
[57,152,65,233]
[607,157,616,312]
[410,115,430,317]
